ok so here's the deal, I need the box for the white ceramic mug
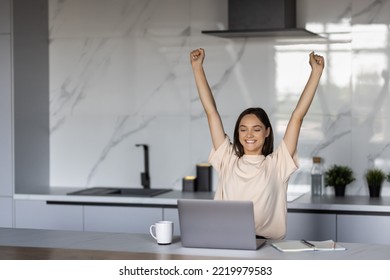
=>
[150,221,173,245]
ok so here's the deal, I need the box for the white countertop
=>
[14,187,215,206]
[289,193,390,213]
[13,186,390,214]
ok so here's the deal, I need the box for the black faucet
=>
[135,144,150,189]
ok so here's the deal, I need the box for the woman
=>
[190,48,324,239]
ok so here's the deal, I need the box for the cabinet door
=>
[286,212,336,240]
[0,35,13,197]
[163,208,180,235]
[15,200,83,231]
[84,205,163,234]
[0,197,12,227]
[337,214,390,245]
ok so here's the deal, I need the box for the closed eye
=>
[239,125,264,133]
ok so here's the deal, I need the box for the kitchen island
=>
[0,227,390,260]
[12,188,390,245]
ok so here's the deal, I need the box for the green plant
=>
[365,168,386,187]
[387,172,390,182]
[324,164,355,188]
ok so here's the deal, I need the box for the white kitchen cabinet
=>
[337,214,390,245]
[15,200,83,231]
[163,208,180,235]
[84,205,163,234]
[286,212,337,241]
[0,197,13,227]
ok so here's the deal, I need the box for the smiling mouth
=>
[245,140,256,144]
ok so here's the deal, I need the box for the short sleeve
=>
[272,139,299,183]
[208,135,234,173]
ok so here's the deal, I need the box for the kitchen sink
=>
[67,187,172,197]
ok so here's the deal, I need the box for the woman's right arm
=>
[190,48,226,150]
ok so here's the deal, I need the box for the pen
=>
[301,239,316,248]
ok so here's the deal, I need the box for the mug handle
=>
[150,225,157,240]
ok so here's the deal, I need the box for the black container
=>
[196,164,212,192]
[182,176,197,192]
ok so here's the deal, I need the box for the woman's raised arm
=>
[190,48,226,150]
[283,52,325,156]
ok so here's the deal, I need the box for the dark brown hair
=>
[233,107,274,157]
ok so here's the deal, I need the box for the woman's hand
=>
[309,51,325,73]
[190,48,205,68]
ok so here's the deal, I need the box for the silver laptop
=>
[177,199,266,250]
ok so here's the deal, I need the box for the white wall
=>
[48,0,390,196]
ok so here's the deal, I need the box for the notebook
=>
[177,199,266,250]
[271,240,346,252]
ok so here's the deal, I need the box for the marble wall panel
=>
[49,0,390,195]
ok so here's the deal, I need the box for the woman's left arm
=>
[283,52,325,156]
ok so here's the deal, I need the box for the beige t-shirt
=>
[209,136,299,239]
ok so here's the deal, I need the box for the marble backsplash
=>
[49,0,390,196]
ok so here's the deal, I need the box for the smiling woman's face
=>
[238,114,270,155]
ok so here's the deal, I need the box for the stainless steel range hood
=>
[202,0,320,38]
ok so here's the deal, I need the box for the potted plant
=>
[365,168,386,197]
[324,164,355,197]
